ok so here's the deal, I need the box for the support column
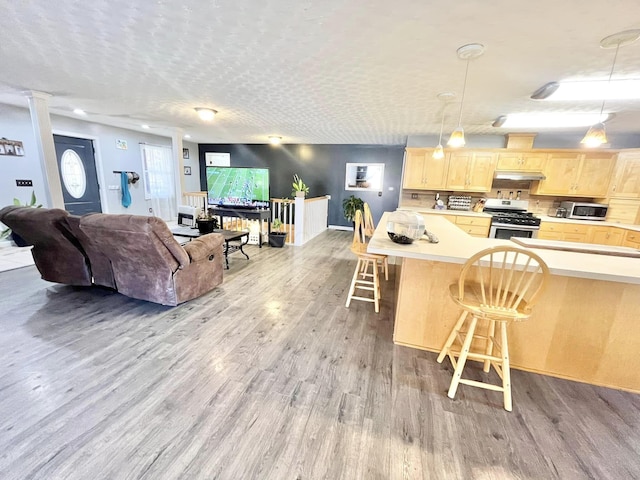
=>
[25,91,64,208]
[171,128,185,211]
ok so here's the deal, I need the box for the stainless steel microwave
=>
[559,202,608,221]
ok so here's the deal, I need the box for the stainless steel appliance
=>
[484,199,541,239]
[560,201,608,221]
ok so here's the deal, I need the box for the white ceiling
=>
[0,0,639,145]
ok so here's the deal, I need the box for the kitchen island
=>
[368,212,640,392]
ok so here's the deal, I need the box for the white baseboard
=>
[329,225,353,231]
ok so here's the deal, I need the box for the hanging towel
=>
[121,171,132,208]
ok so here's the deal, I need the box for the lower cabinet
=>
[538,222,589,242]
[539,221,635,247]
[623,230,640,248]
[431,213,491,237]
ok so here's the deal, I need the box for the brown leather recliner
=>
[79,213,224,306]
[0,205,93,286]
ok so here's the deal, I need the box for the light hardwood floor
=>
[0,230,638,479]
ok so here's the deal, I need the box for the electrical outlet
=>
[16,179,33,187]
[411,193,418,199]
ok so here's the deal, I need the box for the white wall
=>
[0,103,200,215]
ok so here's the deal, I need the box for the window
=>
[60,149,87,199]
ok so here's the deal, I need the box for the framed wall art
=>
[0,138,24,156]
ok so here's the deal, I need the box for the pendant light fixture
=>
[433,93,455,159]
[447,43,485,148]
[581,29,640,148]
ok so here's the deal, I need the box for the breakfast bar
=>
[368,212,640,393]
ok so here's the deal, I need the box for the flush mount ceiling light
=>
[433,93,455,159]
[447,43,485,148]
[493,112,612,129]
[194,107,217,121]
[141,124,150,129]
[268,136,282,145]
[73,108,86,116]
[532,80,640,101]
[581,29,640,148]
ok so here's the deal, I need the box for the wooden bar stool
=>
[363,203,389,281]
[436,246,549,411]
[345,209,386,313]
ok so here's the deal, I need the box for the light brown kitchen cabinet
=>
[589,226,624,246]
[454,216,491,237]
[605,199,640,224]
[608,150,640,198]
[531,152,615,197]
[496,151,548,171]
[623,230,640,249]
[403,148,449,190]
[537,221,589,242]
[445,151,497,192]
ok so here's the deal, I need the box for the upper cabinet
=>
[496,151,548,172]
[403,148,449,190]
[609,150,640,198]
[530,152,615,197]
[445,151,497,192]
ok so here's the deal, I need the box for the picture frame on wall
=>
[184,166,192,175]
[183,148,189,159]
[0,138,24,156]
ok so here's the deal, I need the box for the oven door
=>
[489,223,539,240]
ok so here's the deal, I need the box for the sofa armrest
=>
[183,233,224,263]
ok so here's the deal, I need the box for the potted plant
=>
[268,219,287,247]
[1,190,42,247]
[196,211,219,234]
[291,174,309,198]
[342,195,364,227]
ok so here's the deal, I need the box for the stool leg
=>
[437,310,468,364]
[345,259,362,308]
[501,322,512,411]
[383,257,389,281]
[447,316,478,399]
[372,258,380,313]
[483,319,496,373]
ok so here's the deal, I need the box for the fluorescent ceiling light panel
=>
[534,80,640,100]
[494,113,610,128]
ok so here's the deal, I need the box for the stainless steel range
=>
[483,199,541,239]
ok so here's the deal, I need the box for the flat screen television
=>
[205,166,270,208]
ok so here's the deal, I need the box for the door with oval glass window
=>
[54,135,102,215]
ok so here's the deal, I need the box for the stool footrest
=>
[459,378,504,392]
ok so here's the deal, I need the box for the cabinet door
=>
[496,152,523,171]
[497,152,547,171]
[589,227,610,245]
[522,152,548,171]
[609,151,640,198]
[623,230,640,248]
[466,152,497,192]
[574,153,616,197]
[445,152,473,190]
[532,153,580,195]
[423,153,449,189]
[403,149,427,189]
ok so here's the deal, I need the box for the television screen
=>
[206,166,270,207]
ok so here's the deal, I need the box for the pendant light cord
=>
[599,42,621,117]
[456,59,471,126]
[438,103,446,144]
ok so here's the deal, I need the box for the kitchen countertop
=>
[539,215,640,231]
[368,212,640,284]
[397,206,491,218]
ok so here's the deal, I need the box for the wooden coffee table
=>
[171,227,250,269]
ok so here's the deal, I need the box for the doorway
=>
[53,135,102,215]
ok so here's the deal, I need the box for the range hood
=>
[493,171,546,181]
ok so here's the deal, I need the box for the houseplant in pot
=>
[268,219,287,247]
[342,195,364,228]
[291,174,309,198]
[196,212,219,234]
[1,190,42,247]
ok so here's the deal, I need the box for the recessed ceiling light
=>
[141,124,150,129]
[73,108,86,115]
[493,113,611,128]
[268,136,282,145]
[195,107,217,121]
[184,134,191,139]
[532,80,640,101]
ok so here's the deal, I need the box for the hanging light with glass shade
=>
[581,29,640,148]
[447,43,485,148]
[433,93,455,159]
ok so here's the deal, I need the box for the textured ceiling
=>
[0,0,639,144]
